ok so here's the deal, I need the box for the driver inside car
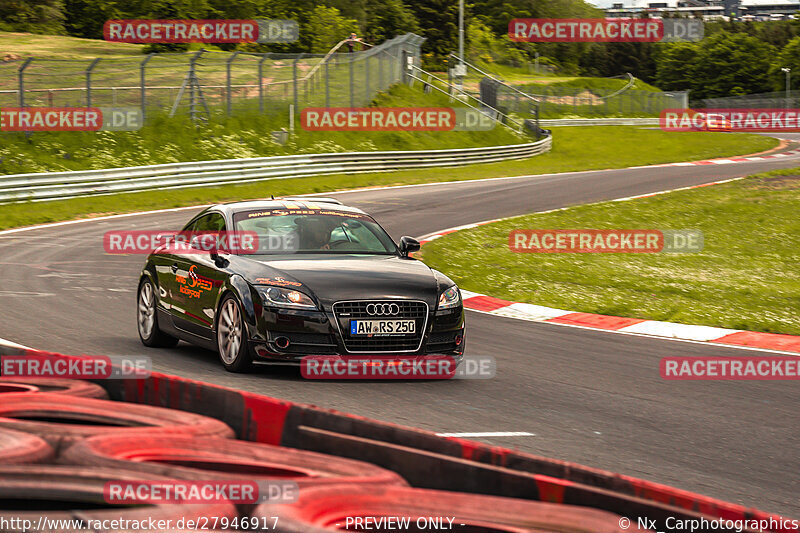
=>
[297,216,338,250]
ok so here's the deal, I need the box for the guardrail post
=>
[86,58,101,107]
[140,53,154,121]
[226,51,240,116]
[258,54,268,114]
[17,58,33,107]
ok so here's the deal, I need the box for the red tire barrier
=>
[256,484,651,532]
[0,464,237,533]
[0,378,108,399]
[0,393,234,453]
[61,433,406,487]
[0,428,53,465]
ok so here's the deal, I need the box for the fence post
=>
[17,58,33,107]
[226,51,240,116]
[259,54,268,114]
[189,49,205,122]
[325,59,330,108]
[86,58,101,107]
[140,53,154,121]
[349,54,355,108]
[378,50,383,92]
[364,54,370,105]
[293,54,303,114]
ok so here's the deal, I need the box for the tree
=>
[689,31,775,99]
[304,5,359,53]
[0,0,66,34]
[363,0,420,43]
[654,42,700,92]
[770,36,800,91]
[407,0,459,67]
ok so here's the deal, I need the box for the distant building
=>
[604,0,798,19]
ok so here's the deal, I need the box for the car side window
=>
[193,213,226,232]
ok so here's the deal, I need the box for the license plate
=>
[350,319,415,336]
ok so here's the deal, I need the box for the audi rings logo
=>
[366,303,400,316]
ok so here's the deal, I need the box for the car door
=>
[171,212,228,339]
[151,219,194,321]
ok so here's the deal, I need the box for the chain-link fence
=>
[700,90,800,109]
[0,33,425,123]
[502,85,688,118]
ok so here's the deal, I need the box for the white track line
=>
[436,432,535,437]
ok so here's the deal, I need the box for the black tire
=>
[0,428,53,465]
[0,465,236,532]
[0,393,235,453]
[0,378,108,399]
[137,277,179,348]
[216,293,253,373]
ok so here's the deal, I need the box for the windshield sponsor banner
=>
[301,355,495,380]
[661,357,800,380]
[509,229,703,253]
[102,230,272,254]
[661,108,800,132]
[104,480,298,504]
[509,18,702,43]
[1,354,151,379]
[0,107,142,132]
[243,207,370,219]
[103,19,299,43]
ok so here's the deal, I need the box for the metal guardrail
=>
[0,136,552,203]
[540,118,660,127]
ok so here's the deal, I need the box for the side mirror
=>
[210,249,230,267]
[399,236,420,258]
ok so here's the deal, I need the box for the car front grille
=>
[333,300,428,353]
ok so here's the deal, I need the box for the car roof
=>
[205,198,368,218]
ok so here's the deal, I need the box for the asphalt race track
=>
[1,149,799,517]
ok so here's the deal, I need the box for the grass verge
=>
[0,84,526,175]
[422,168,800,335]
[0,126,778,231]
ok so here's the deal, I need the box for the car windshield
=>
[232,208,398,255]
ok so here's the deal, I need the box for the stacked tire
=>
[255,484,650,532]
[0,377,107,398]
[0,377,652,532]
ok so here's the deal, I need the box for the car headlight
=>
[438,285,461,309]
[258,286,317,309]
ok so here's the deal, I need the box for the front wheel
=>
[137,278,179,348]
[216,294,253,373]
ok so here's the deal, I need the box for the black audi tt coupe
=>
[136,198,465,372]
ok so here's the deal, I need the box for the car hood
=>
[236,254,441,307]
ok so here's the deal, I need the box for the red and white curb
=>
[649,148,800,167]
[418,182,800,356]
